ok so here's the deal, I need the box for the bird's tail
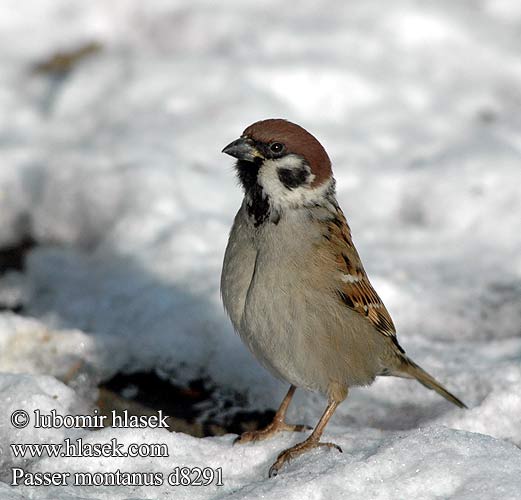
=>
[395,358,467,409]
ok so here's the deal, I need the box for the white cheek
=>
[257,155,331,210]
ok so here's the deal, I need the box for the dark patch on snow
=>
[99,371,275,438]
[0,236,36,275]
[0,236,36,313]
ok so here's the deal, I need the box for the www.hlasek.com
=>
[8,409,223,487]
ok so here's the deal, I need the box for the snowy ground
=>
[1,0,521,498]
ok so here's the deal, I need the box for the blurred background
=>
[1,0,520,440]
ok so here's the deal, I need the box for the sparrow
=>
[220,119,466,477]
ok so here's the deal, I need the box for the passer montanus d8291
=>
[220,119,466,477]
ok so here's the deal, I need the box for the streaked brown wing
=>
[325,207,399,343]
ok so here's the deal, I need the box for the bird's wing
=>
[324,206,403,350]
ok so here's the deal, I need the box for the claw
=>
[268,439,343,478]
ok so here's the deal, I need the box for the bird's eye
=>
[269,142,284,154]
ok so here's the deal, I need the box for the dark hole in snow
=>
[0,236,37,313]
[98,371,275,438]
[0,304,24,314]
[0,236,36,275]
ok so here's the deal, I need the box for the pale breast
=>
[239,212,335,390]
[223,207,388,395]
[221,204,257,332]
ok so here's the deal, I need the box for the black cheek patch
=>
[277,167,309,190]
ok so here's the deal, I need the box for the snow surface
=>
[1,0,521,498]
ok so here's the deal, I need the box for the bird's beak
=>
[222,137,261,162]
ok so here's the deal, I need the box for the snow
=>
[1,0,521,498]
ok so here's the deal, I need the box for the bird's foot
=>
[268,437,342,477]
[234,419,310,445]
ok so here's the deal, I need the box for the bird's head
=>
[222,119,334,219]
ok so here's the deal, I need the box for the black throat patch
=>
[235,159,273,227]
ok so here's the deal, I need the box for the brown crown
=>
[243,119,332,186]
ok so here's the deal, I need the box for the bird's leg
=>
[268,399,342,477]
[234,385,311,445]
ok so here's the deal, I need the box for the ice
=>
[1,0,521,498]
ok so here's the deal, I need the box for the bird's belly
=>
[240,268,383,395]
[241,288,323,391]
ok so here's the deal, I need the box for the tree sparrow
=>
[221,119,466,477]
